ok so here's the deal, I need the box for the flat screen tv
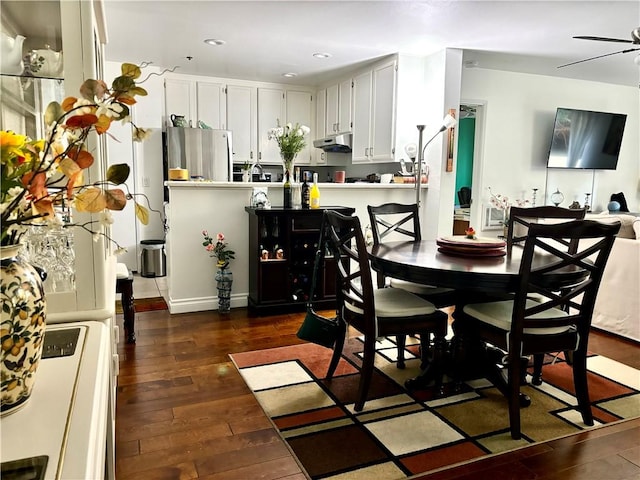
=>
[546,107,626,170]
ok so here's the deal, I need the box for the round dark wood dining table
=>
[367,239,585,397]
[368,240,522,294]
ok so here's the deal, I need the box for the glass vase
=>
[281,154,296,182]
[215,268,233,313]
[1,244,47,416]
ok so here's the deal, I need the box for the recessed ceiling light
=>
[282,72,297,78]
[313,52,332,59]
[204,39,226,46]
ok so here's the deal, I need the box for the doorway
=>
[454,102,486,235]
[453,105,476,234]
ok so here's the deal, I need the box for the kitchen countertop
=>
[166,181,423,189]
[1,321,110,479]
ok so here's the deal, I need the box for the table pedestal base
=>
[405,337,531,408]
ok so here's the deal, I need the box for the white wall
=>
[105,61,166,272]
[461,68,639,219]
[421,48,463,239]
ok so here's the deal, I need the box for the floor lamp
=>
[409,113,457,207]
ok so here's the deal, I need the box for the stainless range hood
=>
[313,133,352,153]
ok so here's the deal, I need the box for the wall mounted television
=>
[546,107,627,170]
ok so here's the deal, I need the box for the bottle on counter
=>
[310,172,320,209]
[301,171,310,209]
[292,167,302,209]
[283,170,292,208]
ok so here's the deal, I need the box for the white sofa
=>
[587,212,640,342]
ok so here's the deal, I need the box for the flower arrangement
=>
[267,120,310,174]
[202,231,235,269]
[464,226,476,239]
[1,62,159,250]
[488,187,529,226]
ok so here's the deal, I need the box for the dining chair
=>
[507,205,586,254]
[453,219,620,439]
[367,202,457,368]
[506,205,587,384]
[322,210,449,411]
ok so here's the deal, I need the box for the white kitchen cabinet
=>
[258,87,313,165]
[314,88,326,164]
[257,87,285,164]
[325,84,338,134]
[339,78,352,133]
[285,89,313,165]
[370,61,396,161]
[164,76,314,167]
[196,81,226,129]
[351,70,372,162]
[325,78,352,134]
[164,78,225,129]
[351,59,397,163]
[164,78,194,127]
[226,84,257,164]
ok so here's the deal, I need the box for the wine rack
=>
[245,206,355,314]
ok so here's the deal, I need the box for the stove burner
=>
[42,328,81,359]
[1,455,48,480]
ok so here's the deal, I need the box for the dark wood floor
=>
[115,308,640,480]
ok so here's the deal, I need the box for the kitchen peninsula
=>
[165,181,429,314]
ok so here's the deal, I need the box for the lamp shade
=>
[404,143,417,159]
[442,113,457,130]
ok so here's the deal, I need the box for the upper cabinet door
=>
[285,90,313,164]
[314,89,326,164]
[165,78,194,127]
[325,83,339,134]
[351,70,372,163]
[226,84,257,164]
[257,87,285,164]
[196,81,226,129]
[338,78,352,133]
[370,60,396,162]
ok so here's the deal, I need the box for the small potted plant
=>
[202,231,235,313]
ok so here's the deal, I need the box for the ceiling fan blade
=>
[558,47,640,68]
[574,35,633,44]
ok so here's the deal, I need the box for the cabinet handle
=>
[258,152,262,160]
[250,151,253,159]
[321,152,324,161]
[370,147,373,157]
[364,147,369,157]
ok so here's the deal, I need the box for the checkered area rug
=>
[230,336,640,479]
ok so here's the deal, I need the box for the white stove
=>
[1,321,110,479]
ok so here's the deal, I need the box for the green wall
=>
[455,117,475,204]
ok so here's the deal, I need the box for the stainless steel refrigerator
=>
[166,127,233,181]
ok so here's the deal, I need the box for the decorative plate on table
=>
[437,236,506,248]
[436,236,506,257]
[437,246,507,257]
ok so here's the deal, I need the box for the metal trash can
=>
[140,239,166,278]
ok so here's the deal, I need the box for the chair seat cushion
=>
[390,278,454,296]
[463,299,570,335]
[116,262,130,280]
[343,287,438,317]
